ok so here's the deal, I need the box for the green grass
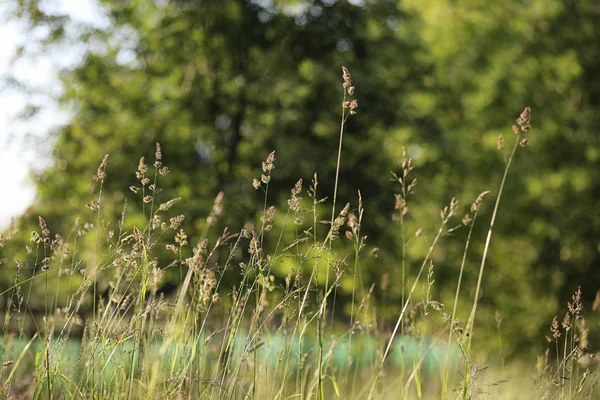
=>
[0,68,598,399]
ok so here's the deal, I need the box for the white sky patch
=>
[0,16,36,230]
[0,0,108,230]
[0,137,36,229]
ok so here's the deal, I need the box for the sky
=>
[0,0,106,230]
[0,14,42,230]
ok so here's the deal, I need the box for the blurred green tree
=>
[3,0,419,322]
[4,0,600,353]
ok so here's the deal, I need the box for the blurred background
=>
[1,0,599,358]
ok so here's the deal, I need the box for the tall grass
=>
[0,69,598,400]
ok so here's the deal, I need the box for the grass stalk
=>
[368,198,457,399]
[463,107,531,397]
[441,208,480,399]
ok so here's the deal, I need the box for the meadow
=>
[0,67,598,400]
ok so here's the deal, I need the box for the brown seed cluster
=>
[545,286,585,343]
[440,198,458,223]
[175,229,188,247]
[253,151,276,189]
[194,268,217,313]
[93,154,109,182]
[346,212,359,237]
[392,148,417,221]
[248,231,260,256]
[206,191,224,226]
[261,206,275,232]
[159,197,182,212]
[342,66,354,95]
[154,142,162,167]
[546,315,561,342]
[512,106,532,147]
[568,286,583,319]
[462,214,472,226]
[39,216,50,246]
[470,190,491,213]
[186,239,208,271]
[342,66,358,115]
[562,312,572,331]
[136,157,149,183]
[331,203,350,238]
[169,215,185,230]
[288,179,303,213]
[516,106,532,132]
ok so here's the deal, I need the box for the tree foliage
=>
[4,0,600,353]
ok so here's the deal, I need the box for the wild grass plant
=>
[0,67,598,400]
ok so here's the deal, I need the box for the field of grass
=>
[0,68,598,399]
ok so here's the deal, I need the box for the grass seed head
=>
[517,106,532,132]
[136,156,148,180]
[169,215,185,230]
[471,190,491,213]
[154,142,162,167]
[159,197,182,212]
[568,286,583,318]
[562,312,572,331]
[462,214,472,226]
[93,154,109,182]
[342,66,352,89]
